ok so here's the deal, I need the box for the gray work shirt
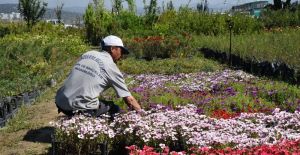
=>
[55,50,131,111]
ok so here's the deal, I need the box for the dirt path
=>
[0,87,63,155]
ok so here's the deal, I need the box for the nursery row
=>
[0,89,42,127]
[195,28,300,72]
[201,48,299,85]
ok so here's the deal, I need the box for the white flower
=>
[159,143,166,149]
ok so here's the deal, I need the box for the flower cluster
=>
[50,115,115,140]
[128,69,300,113]
[51,69,300,154]
[52,105,300,151]
[126,145,186,155]
[126,139,300,155]
[112,105,300,149]
[132,69,256,92]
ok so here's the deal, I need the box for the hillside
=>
[0,4,18,13]
[0,3,83,24]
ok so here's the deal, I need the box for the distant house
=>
[231,1,269,17]
[45,19,79,28]
[0,12,21,21]
[46,19,62,25]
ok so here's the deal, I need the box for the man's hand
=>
[123,96,142,112]
[136,109,146,116]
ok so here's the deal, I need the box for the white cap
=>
[101,35,129,54]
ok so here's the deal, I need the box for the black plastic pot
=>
[0,119,6,128]
[10,96,18,110]
[0,98,6,120]
[28,91,36,103]
[15,95,24,107]
[22,92,30,105]
[4,99,12,114]
[0,104,7,120]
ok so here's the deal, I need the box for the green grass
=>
[4,106,36,132]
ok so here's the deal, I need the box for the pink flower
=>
[125,145,137,151]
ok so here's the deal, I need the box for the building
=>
[231,1,269,17]
[46,19,62,25]
[0,12,21,21]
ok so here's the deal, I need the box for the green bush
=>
[124,34,195,60]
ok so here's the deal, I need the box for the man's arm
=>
[123,96,142,112]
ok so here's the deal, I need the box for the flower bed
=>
[126,69,300,114]
[51,105,300,154]
[126,139,300,154]
[51,69,300,154]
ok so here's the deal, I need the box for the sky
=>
[0,0,297,11]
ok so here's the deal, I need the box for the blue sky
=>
[0,0,296,11]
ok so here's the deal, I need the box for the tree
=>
[204,0,209,12]
[273,0,282,10]
[197,3,203,12]
[112,0,123,14]
[84,0,112,45]
[167,0,174,11]
[84,4,97,44]
[283,0,291,9]
[126,0,136,13]
[55,3,64,24]
[197,0,208,12]
[271,0,291,10]
[143,0,158,25]
[18,0,47,28]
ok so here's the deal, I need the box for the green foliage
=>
[125,34,195,60]
[0,22,28,37]
[195,28,300,70]
[231,13,264,34]
[118,56,221,75]
[149,10,262,36]
[5,106,34,132]
[261,9,300,28]
[83,2,113,45]
[150,92,190,107]
[55,3,64,24]
[0,24,9,38]
[126,0,136,13]
[144,0,158,26]
[81,0,300,48]
[112,0,123,14]
[0,30,88,97]
[114,11,143,32]
[18,0,47,28]
[255,80,300,112]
